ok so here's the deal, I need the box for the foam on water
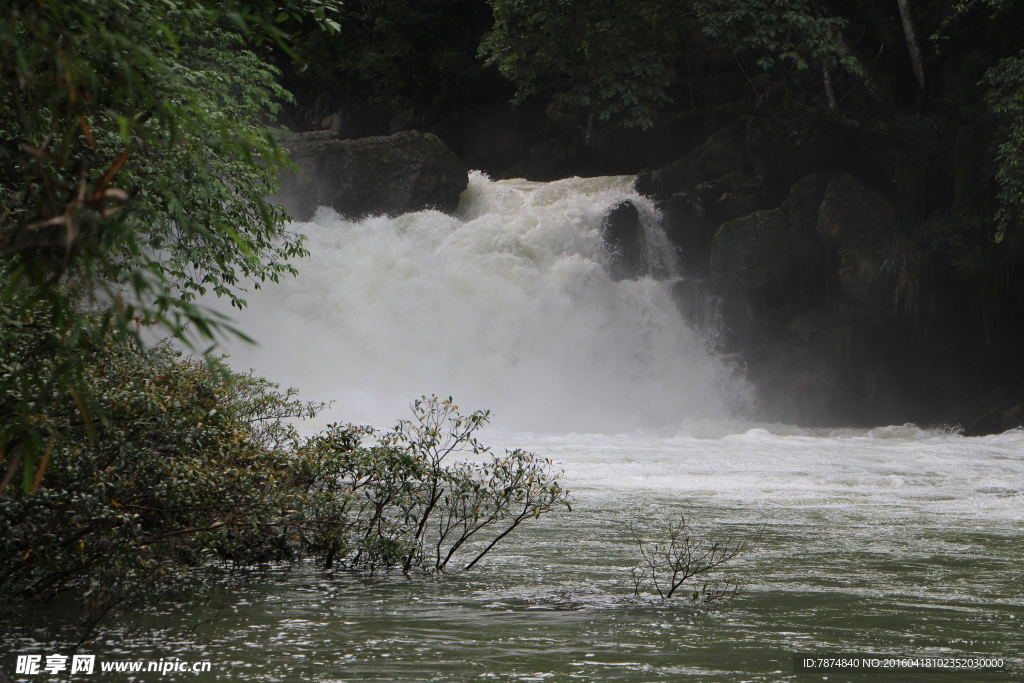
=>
[495,426,1024,523]
[213,172,749,433]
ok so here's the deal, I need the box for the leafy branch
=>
[630,515,761,602]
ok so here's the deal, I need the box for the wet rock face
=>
[709,206,796,306]
[670,278,721,333]
[602,200,646,281]
[643,124,767,279]
[277,130,468,221]
[693,171,764,225]
[661,192,716,277]
[635,124,749,201]
[707,171,832,310]
[816,171,899,304]
[636,117,1024,429]
[817,171,897,244]
[703,170,913,425]
[786,172,833,301]
[963,401,1024,436]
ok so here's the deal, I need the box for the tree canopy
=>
[0,0,339,492]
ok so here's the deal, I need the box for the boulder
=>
[817,171,898,303]
[963,401,1024,436]
[817,171,897,244]
[709,171,838,306]
[786,172,832,301]
[602,200,646,281]
[707,169,898,312]
[635,124,749,200]
[709,206,796,306]
[692,171,764,224]
[637,124,769,271]
[278,130,468,221]
[706,172,835,364]
[660,192,717,277]
[709,170,845,298]
[499,138,583,181]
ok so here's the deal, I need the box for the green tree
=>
[480,0,688,130]
[292,0,491,107]
[0,0,337,490]
[693,0,878,107]
[984,51,1024,246]
[479,0,874,128]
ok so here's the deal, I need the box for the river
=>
[4,174,1021,681]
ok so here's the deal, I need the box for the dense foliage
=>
[291,0,491,107]
[480,0,685,129]
[0,315,568,623]
[479,0,867,129]
[983,51,1024,247]
[0,0,317,335]
[0,0,345,492]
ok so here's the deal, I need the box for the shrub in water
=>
[629,515,757,603]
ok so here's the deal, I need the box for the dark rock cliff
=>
[641,121,1024,430]
[277,130,468,221]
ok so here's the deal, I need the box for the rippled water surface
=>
[6,428,1023,682]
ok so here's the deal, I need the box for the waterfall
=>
[213,172,750,433]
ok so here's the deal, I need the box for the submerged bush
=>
[629,515,758,603]
[0,315,568,624]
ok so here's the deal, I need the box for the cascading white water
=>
[212,172,750,433]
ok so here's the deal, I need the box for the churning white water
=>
[216,172,749,432]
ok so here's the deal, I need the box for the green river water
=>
[5,428,1022,682]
